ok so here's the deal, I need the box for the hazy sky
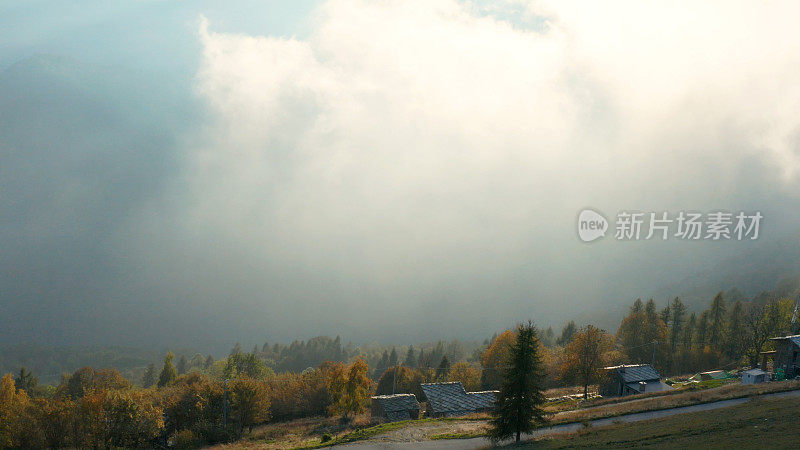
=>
[2,1,800,352]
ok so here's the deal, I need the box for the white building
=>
[742,368,768,384]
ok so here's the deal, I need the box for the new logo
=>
[577,209,608,242]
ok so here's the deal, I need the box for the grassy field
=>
[552,379,800,425]
[428,380,800,442]
[527,396,800,448]
[213,380,800,449]
[210,414,490,449]
[541,378,736,413]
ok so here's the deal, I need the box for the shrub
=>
[229,376,270,434]
[56,367,131,400]
[172,429,201,449]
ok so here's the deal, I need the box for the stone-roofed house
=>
[370,394,420,422]
[770,334,800,378]
[599,364,673,397]
[420,382,498,417]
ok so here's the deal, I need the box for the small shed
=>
[599,364,673,397]
[371,394,420,422]
[742,368,768,384]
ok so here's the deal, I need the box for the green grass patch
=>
[543,398,579,410]
[686,379,730,390]
[298,417,483,448]
[430,431,486,440]
[298,420,411,448]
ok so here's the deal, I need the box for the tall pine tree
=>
[697,311,710,347]
[682,312,697,349]
[14,367,37,393]
[725,300,746,359]
[141,363,156,388]
[158,352,177,388]
[669,297,686,350]
[177,355,188,375]
[489,321,547,443]
[556,321,577,346]
[709,292,727,348]
[436,355,451,380]
[404,345,416,366]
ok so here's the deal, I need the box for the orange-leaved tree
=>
[560,325,613,399]
[481,330,516,389]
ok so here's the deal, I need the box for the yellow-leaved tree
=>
[0,373,31,447]
[447,362,481,391]
[327,358,371,420]
[481,330,517,389]
[230,376,271,435]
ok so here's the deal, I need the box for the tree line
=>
[0,353,374,447]
[2,281,799,446]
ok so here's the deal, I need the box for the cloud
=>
[6,1,799,348]
[126,0,800,343]
[532,0,800,179]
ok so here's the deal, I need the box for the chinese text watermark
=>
[578,209,762,242]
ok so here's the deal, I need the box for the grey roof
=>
[371,394,420,412]
[604,364,662,383]
[467,391,497,409]
[743,368,767,376]
[770,334,800,347]
[625,380,673,393]
[420,382,497,415]
[421,382,469,414]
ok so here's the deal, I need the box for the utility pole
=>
[223,378,228,428]
[651,341,658,366]
[392,363,399,395]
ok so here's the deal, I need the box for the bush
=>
[267,368,331,420]
[321,433,333,442]
[56,367,131,400]
[103,392,164,447]
[193,422,238,444]
[229,376,271,434]
[158,374,227,443]
[172,429,201,449]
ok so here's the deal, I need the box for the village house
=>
[420,382,498,417]
[599,364,674,397]
[370,394,421,422]
[770,334,800,379]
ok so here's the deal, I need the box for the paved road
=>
[335,388,800,449]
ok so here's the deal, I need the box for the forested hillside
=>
[2,274,800,447]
